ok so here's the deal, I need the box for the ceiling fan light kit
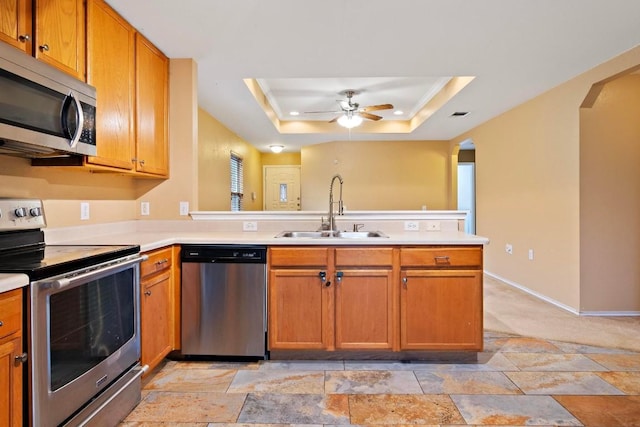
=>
[337,113,363,129]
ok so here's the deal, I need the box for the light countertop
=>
[0,273,29,294]
[58,230,489,253]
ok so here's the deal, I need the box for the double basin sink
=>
[275,230,388,239]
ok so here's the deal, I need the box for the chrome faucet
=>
[328,174,344,231]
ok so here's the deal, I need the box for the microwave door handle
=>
[61,91,84,148]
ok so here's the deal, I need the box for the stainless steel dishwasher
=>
[181,245,267,358]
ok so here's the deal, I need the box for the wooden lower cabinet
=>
[140,247,175,374]
[268,268,332,349]
[268,245,483,354]
[400,269,483,350]
[268,246,396,351]
[0,289,24,427]
[334,268,394,349]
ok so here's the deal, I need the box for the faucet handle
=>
[353,223,365,232]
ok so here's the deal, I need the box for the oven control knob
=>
[30,207,42,217]
[14,207,28,218]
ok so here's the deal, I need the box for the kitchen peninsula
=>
[3,210,488,363]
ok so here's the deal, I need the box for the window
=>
[230,152,243,211]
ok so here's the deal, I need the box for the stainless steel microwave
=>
[0,42,96,158]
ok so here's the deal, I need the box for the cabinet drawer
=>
[269,247,329,267]
[335,247,394,267]
[400,247,482,268]
[141,247,173,278]
[0,289,22,339]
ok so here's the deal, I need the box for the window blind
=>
[230,152,243,211]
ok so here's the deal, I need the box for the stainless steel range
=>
[0,198,146,427]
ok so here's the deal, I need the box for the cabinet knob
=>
[0,320,3,327]
[144,290,152,296]
[402,277,408,289]
[39,44,49,52]
[18,34,30,42]
[15,353,28,365]
[139,159,145,166]
[335,271,343,283]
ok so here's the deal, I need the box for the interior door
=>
[264,165,301,211]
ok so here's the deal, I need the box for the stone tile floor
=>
[120,332,640,426]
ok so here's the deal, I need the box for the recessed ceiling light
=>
[393,110,403,115]
[289,111,300,116]
[451,111,469,117]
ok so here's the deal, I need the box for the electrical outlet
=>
[140,202,150,216]
[80,202,90,220]
[528,249,534,260]
[404,221,419,231]
[425,220,441,231]
[179,201,189,216]
[243,221,258,231]
[505,243,513,255]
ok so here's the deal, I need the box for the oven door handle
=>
[49,255,146,290]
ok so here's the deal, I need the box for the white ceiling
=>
[105,0,640,153]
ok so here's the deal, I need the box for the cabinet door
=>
[0,337,23,427]
[400,269,483,350]
[0,0,32,53]
[135,33,168,176]
[140,270,172,372]
[335,269,394,349]
[268,268,332,350]
[86,0,135,170]
[34,0,85,80]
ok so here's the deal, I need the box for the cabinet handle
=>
[139,159,145,166]
[402,277,408,289]
[131,158,137,163]
[155,258,169,266]
[335,271,343,284]
[15,353,28,365]
[144,290,152,296]
[19,34,30,42]
[434,256,450,265]
[39,44,49,52]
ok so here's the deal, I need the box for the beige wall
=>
[452,45,640,312]
[580,74,640,312]
[198,108,263,211]
[0,155,137,227]
[301,140,451,211]
[261,152,301,166]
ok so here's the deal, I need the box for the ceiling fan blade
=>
[329,116,341,123]
[361,103,394,112]
[360,112,383,121]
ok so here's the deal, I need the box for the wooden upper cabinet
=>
[135,33,168,176]
[86,0,136,170]
[34,0,85,80]
[0,0,32,53]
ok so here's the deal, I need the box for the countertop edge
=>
[0,273,29,293]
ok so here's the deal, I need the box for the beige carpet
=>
[484,275,640,352]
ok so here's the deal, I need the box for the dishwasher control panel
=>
[181,245,267,263]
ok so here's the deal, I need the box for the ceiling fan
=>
[305,90,394,128]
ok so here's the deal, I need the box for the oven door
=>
[30,255,143,427]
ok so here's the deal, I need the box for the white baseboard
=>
[579,310,640,316]
[484,271,640,317]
